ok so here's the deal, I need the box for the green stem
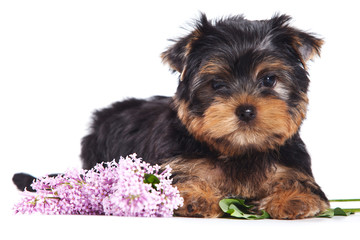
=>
[329,199,360,202]
[342,208,360,213]
[45,196,61,200]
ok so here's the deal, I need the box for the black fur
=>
[81,96,212,169]
[82,13,319,172]
[13,173,37,192]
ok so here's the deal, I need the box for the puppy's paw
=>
[260,190,329,219]
[175,195,223,218]
[173,180,223,218]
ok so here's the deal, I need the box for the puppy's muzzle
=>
[236,105,257,123]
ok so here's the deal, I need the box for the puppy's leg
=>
[259,166,329,219]
[174,179,223,218]
[167,158,224,218]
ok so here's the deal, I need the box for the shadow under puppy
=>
[15,13,329,219]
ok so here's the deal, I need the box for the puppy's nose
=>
[236,105,256,122]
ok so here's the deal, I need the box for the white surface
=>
[1,0,359,238]
[3,215,360,239]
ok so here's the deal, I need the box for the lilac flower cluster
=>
[14,154,183,217]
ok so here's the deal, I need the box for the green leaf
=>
[333,207,352,216]
[219,198,270,220]
[333,207,349,216]
[143,173,160,190]
[317,207,358,218]
[228,203,245,218]
[219,198,231,212]
[317,208,335,218]
[219,198,242,212]
[143,174,160,184]
[220,198,360,219]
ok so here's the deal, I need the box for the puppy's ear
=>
[161,34,194,74]
[290,30,324,67]
[270,14,324,66]
[161,13,209,75]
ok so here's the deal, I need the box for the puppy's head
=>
[162,13,323,156]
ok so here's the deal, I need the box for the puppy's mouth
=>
[201,97,300,153]
[176,95,305,155]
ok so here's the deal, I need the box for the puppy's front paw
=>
[260,190,329,219]
[174,196,222,218]
[173,181,223,218]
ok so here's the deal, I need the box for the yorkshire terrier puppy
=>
[15,13,329,219]
[80,13,329,219]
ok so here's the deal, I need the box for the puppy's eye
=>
[211,80,228,91]
[260,75,277,88]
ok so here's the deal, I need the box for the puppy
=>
[16,13,330,219]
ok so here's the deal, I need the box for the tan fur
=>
[164,158,224,217]
[254,59,293,77]
[259,165,329,219]
[199,58,232,77]
[167,157,267,199]
[165,157,273,217]
[175,93,307,156]
[166,158,328,218]
[175,181,223,217]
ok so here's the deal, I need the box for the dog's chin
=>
[214,128,288,155]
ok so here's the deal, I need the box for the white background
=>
[1,0,359,238]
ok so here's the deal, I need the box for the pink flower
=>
[14,154,183,217]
